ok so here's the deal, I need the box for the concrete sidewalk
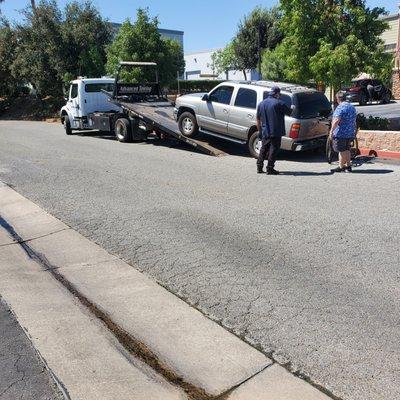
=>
[0,181,332,400]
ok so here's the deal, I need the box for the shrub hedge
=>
[168,80,224,94]
[357,113,390,131]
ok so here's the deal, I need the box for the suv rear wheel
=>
[248,131,261,159]
[359,92,367,106]
[382,91,391,104]
[178,112,199,138]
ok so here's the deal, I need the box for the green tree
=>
[0,18,20,96]
[106,8,184,86]
[61,1,111,85]
[211,42,243,79]
[233,6,282,76]
[261,45,288,82]
[279,0,389,89]
[11,0,65,96]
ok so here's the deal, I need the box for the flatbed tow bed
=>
[113,99,226,157]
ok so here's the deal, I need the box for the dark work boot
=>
[257,165,265,174]
[266,168,280,175]
[331,166,345,173]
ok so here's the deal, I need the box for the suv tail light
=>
[289,123,301,139]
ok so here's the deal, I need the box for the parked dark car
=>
[344,79,392,106]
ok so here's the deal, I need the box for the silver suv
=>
[174,81,332,157]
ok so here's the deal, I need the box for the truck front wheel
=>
[64,117,72,135]
[115,118,132,143]
[178,112,199,138]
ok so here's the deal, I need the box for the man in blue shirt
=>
[256,87,292,175]
[330,91,357,173]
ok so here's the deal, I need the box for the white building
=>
[184,49,259,81]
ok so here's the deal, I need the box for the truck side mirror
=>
[202,94,209,102]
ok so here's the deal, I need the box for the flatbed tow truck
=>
[61,62,224,157]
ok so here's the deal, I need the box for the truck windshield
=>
[85,83,114,93]
[293,92,332,119]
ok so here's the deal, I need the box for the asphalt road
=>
[0,298,64,400]
[0,121,399,400]
[355,100,400,119]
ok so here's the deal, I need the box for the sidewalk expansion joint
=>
[0,218,70,247]
[213,364,274,400]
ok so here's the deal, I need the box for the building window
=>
[384,43,396,52]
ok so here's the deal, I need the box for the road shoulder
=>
[0,182,332,400]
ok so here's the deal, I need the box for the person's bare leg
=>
[344,150,351,167]
[339,152,346,169]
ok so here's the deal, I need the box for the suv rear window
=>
[293,92,332,119]
[85,83,114,93]
[235,88,257,109]
[263,92,292,108]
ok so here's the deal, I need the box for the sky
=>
[1,0,398,53]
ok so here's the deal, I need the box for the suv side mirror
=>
[202,94,210,102]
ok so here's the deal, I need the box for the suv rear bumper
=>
[290,137,327,151]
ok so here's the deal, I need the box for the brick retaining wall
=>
[393,71,400,100]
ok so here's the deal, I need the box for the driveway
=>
[0,121,399,400]
[355,100,400,120]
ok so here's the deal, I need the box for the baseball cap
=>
[270,86,281,95]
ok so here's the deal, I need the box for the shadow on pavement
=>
[350,169,394,174]
[76,131,116,141]
[280,171,332,176]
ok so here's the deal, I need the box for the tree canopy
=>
[0,19,19,96]
[106,8,184,86]
[276,0,391,88]
[0,0,111,97]
[212,6,282,80]
[233,6,282,74]
[211,42,244,79]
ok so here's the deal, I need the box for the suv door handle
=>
[247,114,254,118]
[223,109,228,114]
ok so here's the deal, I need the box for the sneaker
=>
[346,166,353,173]
[331,167,345,173]
[267,168,280,175]
[257,167,265,174]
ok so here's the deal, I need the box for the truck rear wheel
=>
[115,118,132,143]
[178,112,198,138]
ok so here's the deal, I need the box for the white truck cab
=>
[61,78,121,135]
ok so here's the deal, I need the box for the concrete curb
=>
[359,147,400,160]
[0,183,332,400]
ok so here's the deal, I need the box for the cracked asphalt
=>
[0,298,64,400]
[0,121,399,400]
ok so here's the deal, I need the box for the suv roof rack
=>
[227,80,314,93]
